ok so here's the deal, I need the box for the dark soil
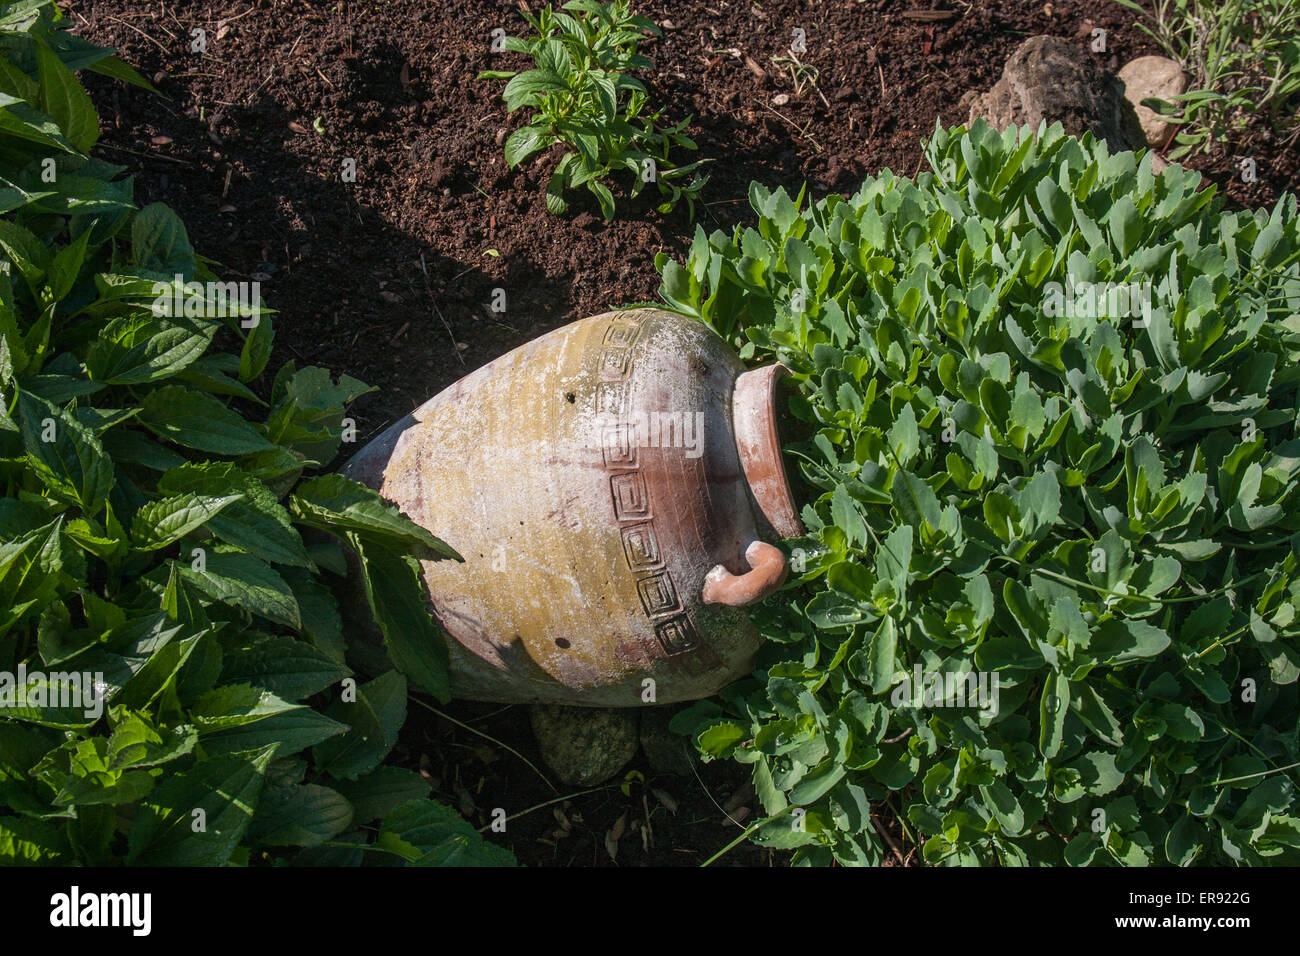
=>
[67,0,1297,866]
[392,699,791,867]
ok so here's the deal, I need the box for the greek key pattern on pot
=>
[591,313,700,657]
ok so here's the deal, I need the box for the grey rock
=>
[1118,55,1187,148]
[529,704,638,786]
[638,707,698,776]
[965,35,1147,153]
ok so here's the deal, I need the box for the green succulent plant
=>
[660,119,1300,866]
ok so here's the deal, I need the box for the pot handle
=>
[702,541,789,606]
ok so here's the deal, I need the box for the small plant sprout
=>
[478,0,708,219]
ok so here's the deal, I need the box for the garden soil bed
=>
[69,0,1297,866]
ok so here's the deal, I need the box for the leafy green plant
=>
[1113,0,1300,157]
[479,0,708,219]
[659,120,1300,866]
[0,0,513,866]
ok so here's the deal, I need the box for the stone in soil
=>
[529,704,639,786]
[1117,55,1188,148]
[964,35,1147,154]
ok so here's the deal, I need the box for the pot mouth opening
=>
[732,365,806,539]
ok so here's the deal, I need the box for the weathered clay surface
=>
[965,35,1147,153]
[529,704,639,786]
[342,309,803,706]
[1117,55,1187,148]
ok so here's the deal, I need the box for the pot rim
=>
[733,364,805,539]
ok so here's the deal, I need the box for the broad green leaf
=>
[313,670,407,780]
[18,390,113,516]
[190,684,302,732]
[181,548,301,630]
[503,124,550,167]
[130,492,243,550]
[35,37,98,151]
[218,634,349,701]
[138,385,275,455]
[831,484,868,549]
[201,707,347,758]
[127,746,275,865]
[0,816,69,865]
[892,469,941,530]
[352,537,450,702]
[238,311,273,382]
[981,779,1025,835]
[131,202,196,277]
[289,474,459,559]
[251,783,354,848]
[332,766,432,823]
[1091,619,1171,665]
[377,798,515,866]
[106,712,196,771]
[158,462,310,568]
[85,312,218,385]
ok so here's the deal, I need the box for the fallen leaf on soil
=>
[744,55,766,79]
[652,788,678,813]
[288,121,310,135]
[604,811,628,861]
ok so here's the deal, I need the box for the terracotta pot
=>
[342,308,803,706]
